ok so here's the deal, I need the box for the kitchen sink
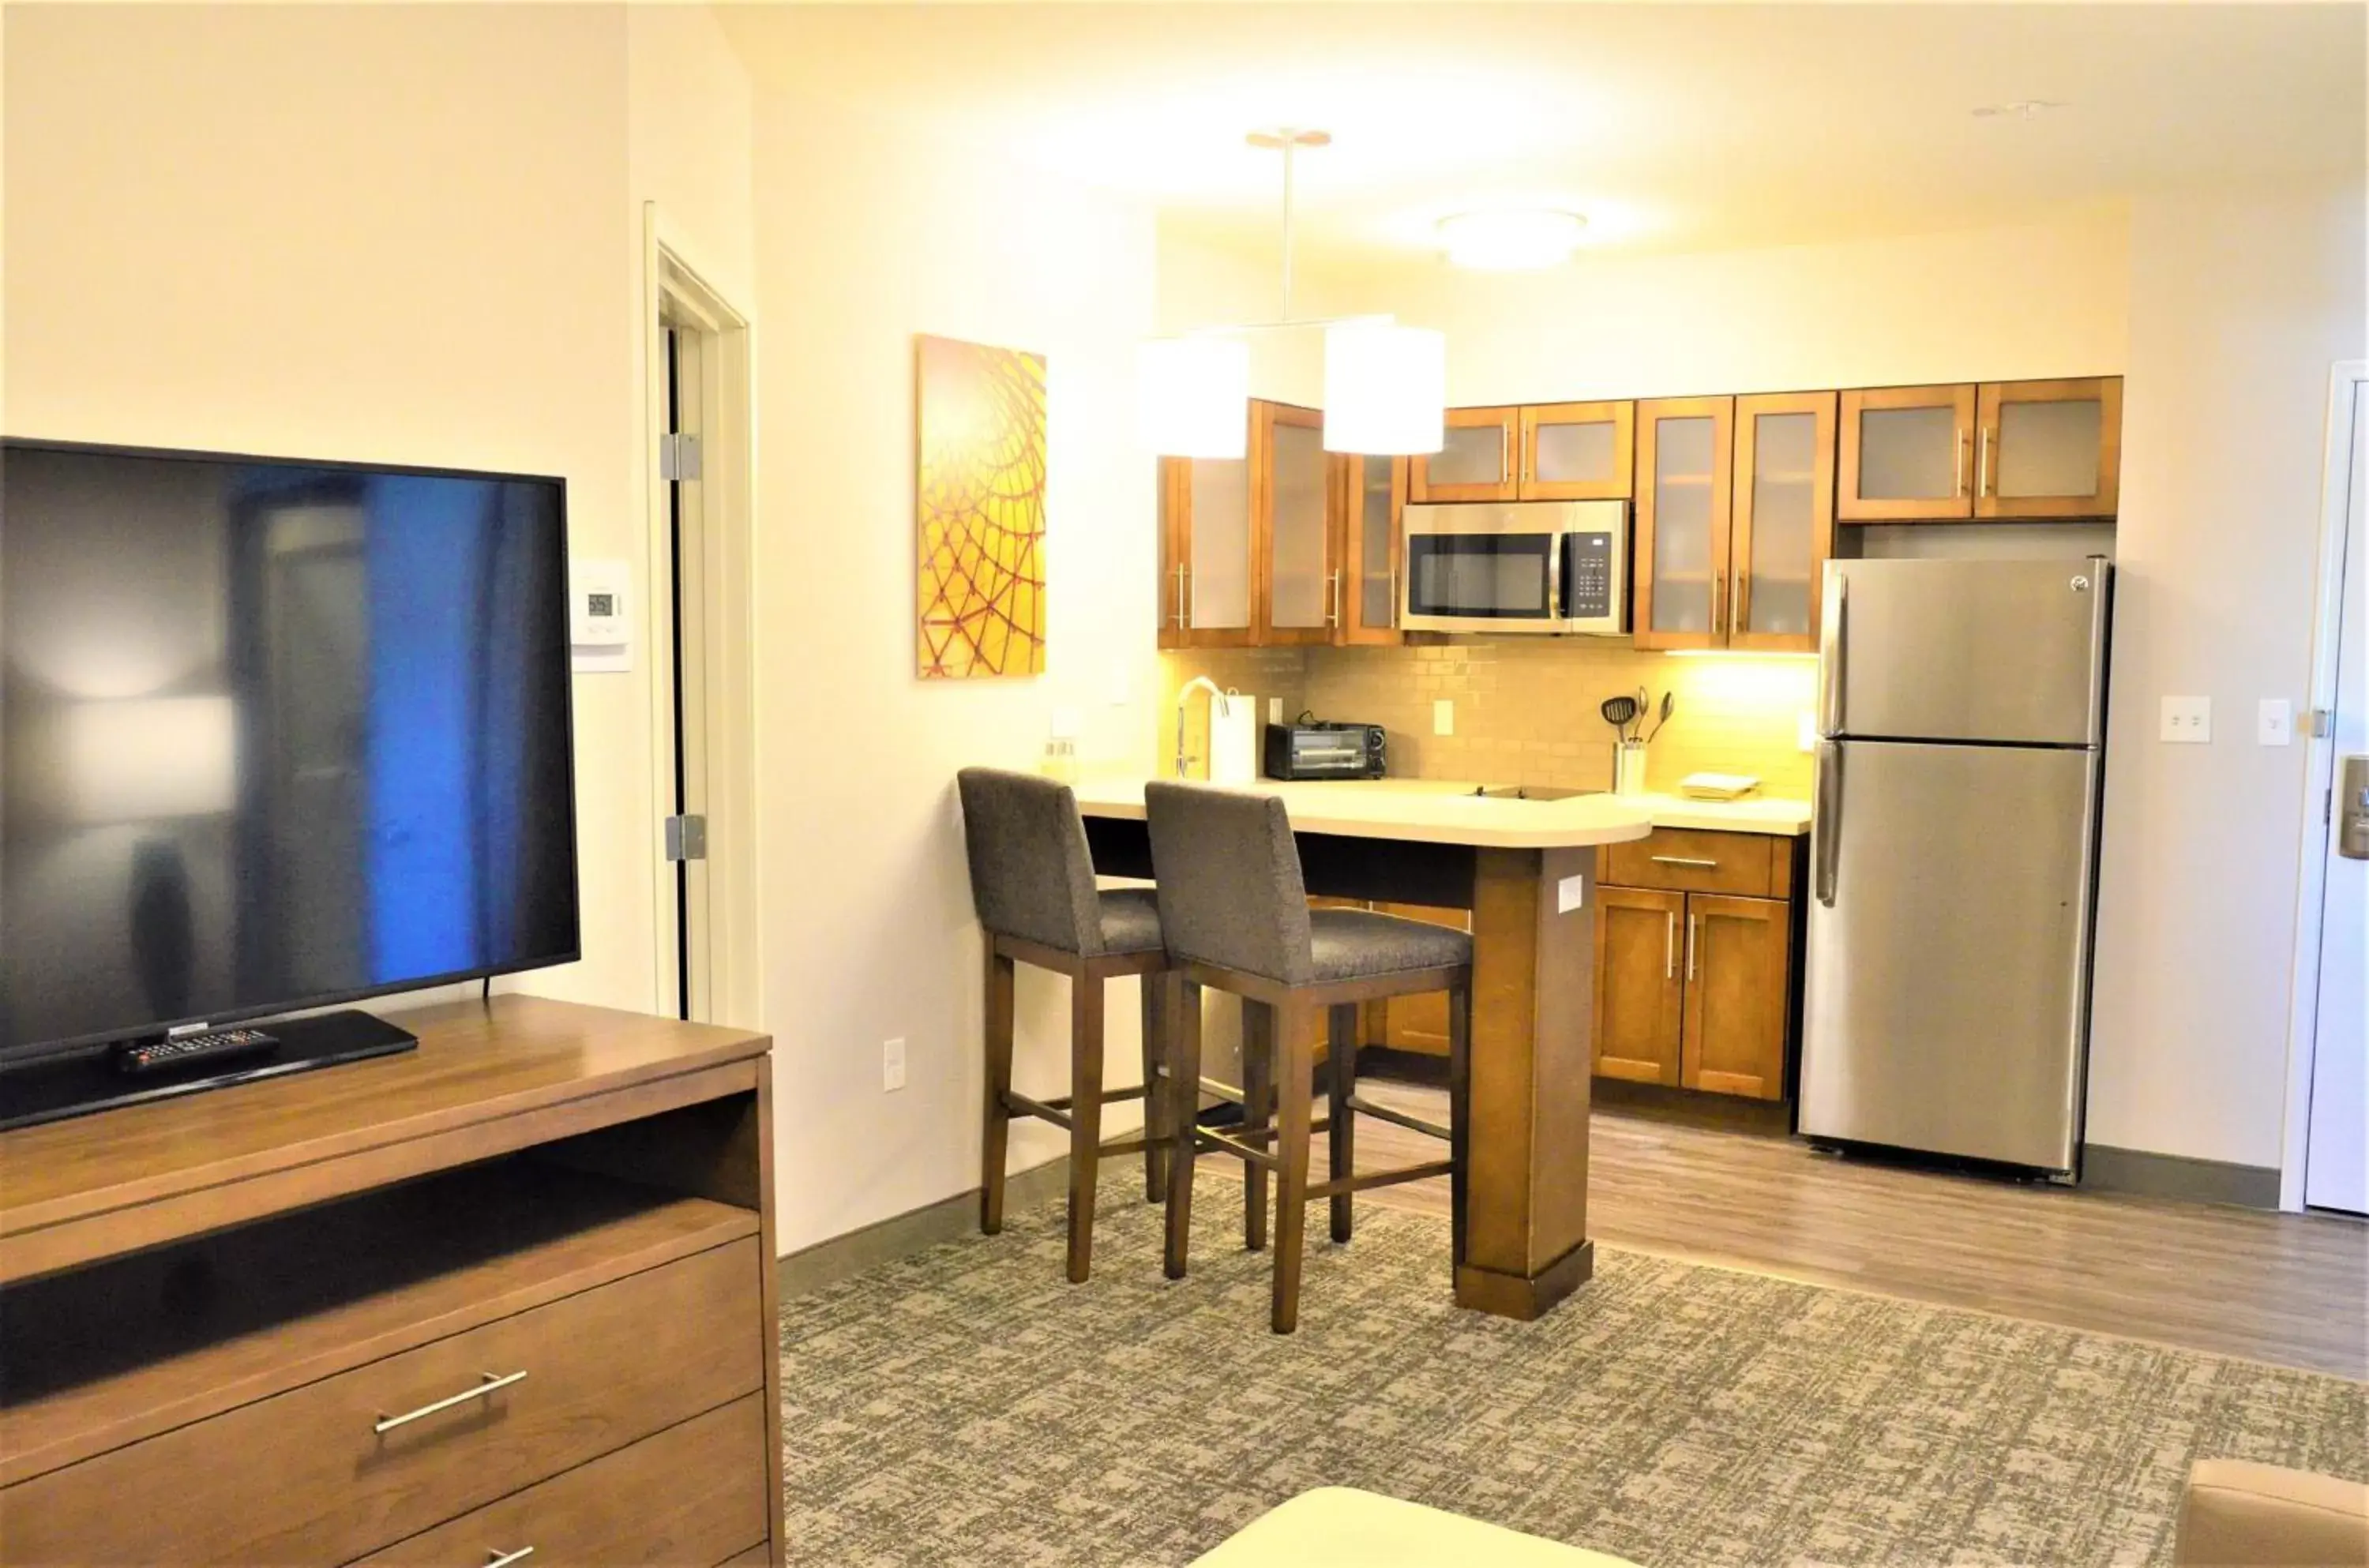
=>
[1470,785,1604,801]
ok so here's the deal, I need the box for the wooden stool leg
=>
[1164,980,1204,1279]
[1241,1000,1274,1253]
[981,945,1016,1236]
[1447,981,1472,1274]
[1271,997,1315,1334]
[1066,977,1106,1284]
[1327,1003,1357,1245]
[1140,972,1170,1204]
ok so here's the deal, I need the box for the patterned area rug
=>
[779,1191,2367,1566]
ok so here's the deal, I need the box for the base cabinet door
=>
[1592,887,1684,1086]
[1680,894,1791,1100]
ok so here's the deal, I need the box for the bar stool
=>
[956,767,1175,1285]
[1143,781,1473,1334]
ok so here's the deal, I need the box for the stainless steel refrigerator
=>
[1800,556,2112,1176]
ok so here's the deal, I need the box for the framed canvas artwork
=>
[915,334,1047,678]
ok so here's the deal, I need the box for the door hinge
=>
[659,433,702,482]
[2306,707,2333,740]
[664,814,708,861]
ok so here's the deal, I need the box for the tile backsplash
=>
[1158,641,1816,799]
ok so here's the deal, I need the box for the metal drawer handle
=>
[1650,855,1719,869]
[486,1551,535,1568]
[375,1370,527,1435]
[1688,913,1700,981]
[1664,912,1676,979]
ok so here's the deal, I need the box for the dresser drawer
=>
[5,1240,761,1566]
[353,1393,771,1567]
[1601,828,1779,898]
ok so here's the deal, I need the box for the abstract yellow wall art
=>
[915,334,1047,679]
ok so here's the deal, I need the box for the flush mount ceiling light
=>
[1973,99,2068,119]
[1436,208,1586,272]
[1137,128,1445,458]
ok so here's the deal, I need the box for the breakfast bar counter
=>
[1072,775,1654,1321]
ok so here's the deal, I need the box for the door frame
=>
[2277,359,2367,1212]
[640,204,760,1028]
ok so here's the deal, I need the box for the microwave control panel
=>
[1564,531,1615,619]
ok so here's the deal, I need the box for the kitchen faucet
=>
[1173,676,1227,779]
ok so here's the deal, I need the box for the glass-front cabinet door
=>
[1838,384,1977,522]
[1977,377,2122,520]
[1256,403,1333,646]
[1156,409,1256,650]
[1336,453,1404,645]
[1729,392,1836,652]
[1409,407,1519,502]
[1520,400,1634,500]
[1633,396,1735,652]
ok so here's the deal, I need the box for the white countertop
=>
[1070,776,1812,848]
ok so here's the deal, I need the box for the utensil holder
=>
[1613,739,1648,797]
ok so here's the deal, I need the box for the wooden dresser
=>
[0,996,783,1568]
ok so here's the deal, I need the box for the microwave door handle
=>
[1547,532,1567,623]
[1818,570,1846,737]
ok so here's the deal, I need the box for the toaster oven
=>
[1263,719,1387,781]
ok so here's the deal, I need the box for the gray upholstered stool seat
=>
[958,768,1177,1285]
[1308,909,1473,980]
[1144,781,1474,1334]
[1098,888,1166,955]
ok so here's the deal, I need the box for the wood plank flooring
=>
[1318,1079,2369,1381]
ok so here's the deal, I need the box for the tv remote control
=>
[118,1027,280,1075]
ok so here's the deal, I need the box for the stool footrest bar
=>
[1308,1161,1455,1200]
[1344,1095,1452,1142]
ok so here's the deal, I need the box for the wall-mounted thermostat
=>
[570,558,633,673]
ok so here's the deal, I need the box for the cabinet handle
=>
[1730,571,1744,635]
[1326,569,1340,628]
[1978,426,1994,499]
[1688,913,1700,981]
[1712,570,1725,636]
[1651,855,1719,869]
[1387,568,1398,629]
[1173,564,1188,630]
[486,1551,535,1568]
[1665,912,1676,979]
[374,1370,527,1435]
[1954,429,1968,497]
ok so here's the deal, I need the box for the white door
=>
[2305,391,2367,1214]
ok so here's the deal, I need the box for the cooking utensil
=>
[1643,690,1675,743]
[1599,694,1640,736]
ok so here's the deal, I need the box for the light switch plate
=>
[2160,696,2212,744]
[1433,699,1455,737]
[1269,696,1283,724]
[882,1037,907,1093]
[2257,699,2292,747]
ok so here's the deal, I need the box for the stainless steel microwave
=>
[1401,500,1630,635]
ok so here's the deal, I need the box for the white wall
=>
[1228,192,2367,1172]
[749,96,1162,1251]
[6,2,764,1029]
[2088,185,2367,1169]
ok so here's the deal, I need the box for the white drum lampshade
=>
[1137,336,1250,459]
[1322,322,1445,455]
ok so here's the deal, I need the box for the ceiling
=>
[715,2,2367,268]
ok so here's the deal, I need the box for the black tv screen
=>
[0,440,580,1057]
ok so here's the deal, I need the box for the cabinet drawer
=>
[6,1240,762,1566]
[1602,829,1778,898]
[354,1393,771,1567]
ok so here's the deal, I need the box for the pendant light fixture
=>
[1137,129,1445,459]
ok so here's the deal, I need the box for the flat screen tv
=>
[0,438,578,1125]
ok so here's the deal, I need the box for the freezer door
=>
[1819,557,2109,744]
[1801,738,2101,1171]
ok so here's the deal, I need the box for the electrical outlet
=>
[1269,696,1282,724]
[1433,699,1455,737]
[882,1037,907,1093]
[2160,696,2212,745]
[2258,699,2292,747]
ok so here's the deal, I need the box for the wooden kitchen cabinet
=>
[1593,829,1797,1101]
[1374,902,1474,1055]
[1593,886,1686,1086]
[1729,391,1836,652]
[1336,453,1406,644]
[1841,378,2121,523]
[1977,377,2122,520]
[1157,427,1256,649]
[1633,396,1736,651]
[1520,401,1635,501]
[1409,407,1520,502]
[1257,403,1335,646]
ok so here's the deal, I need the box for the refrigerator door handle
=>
[1814,739,1843,907]
[1818,571,1846,736]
